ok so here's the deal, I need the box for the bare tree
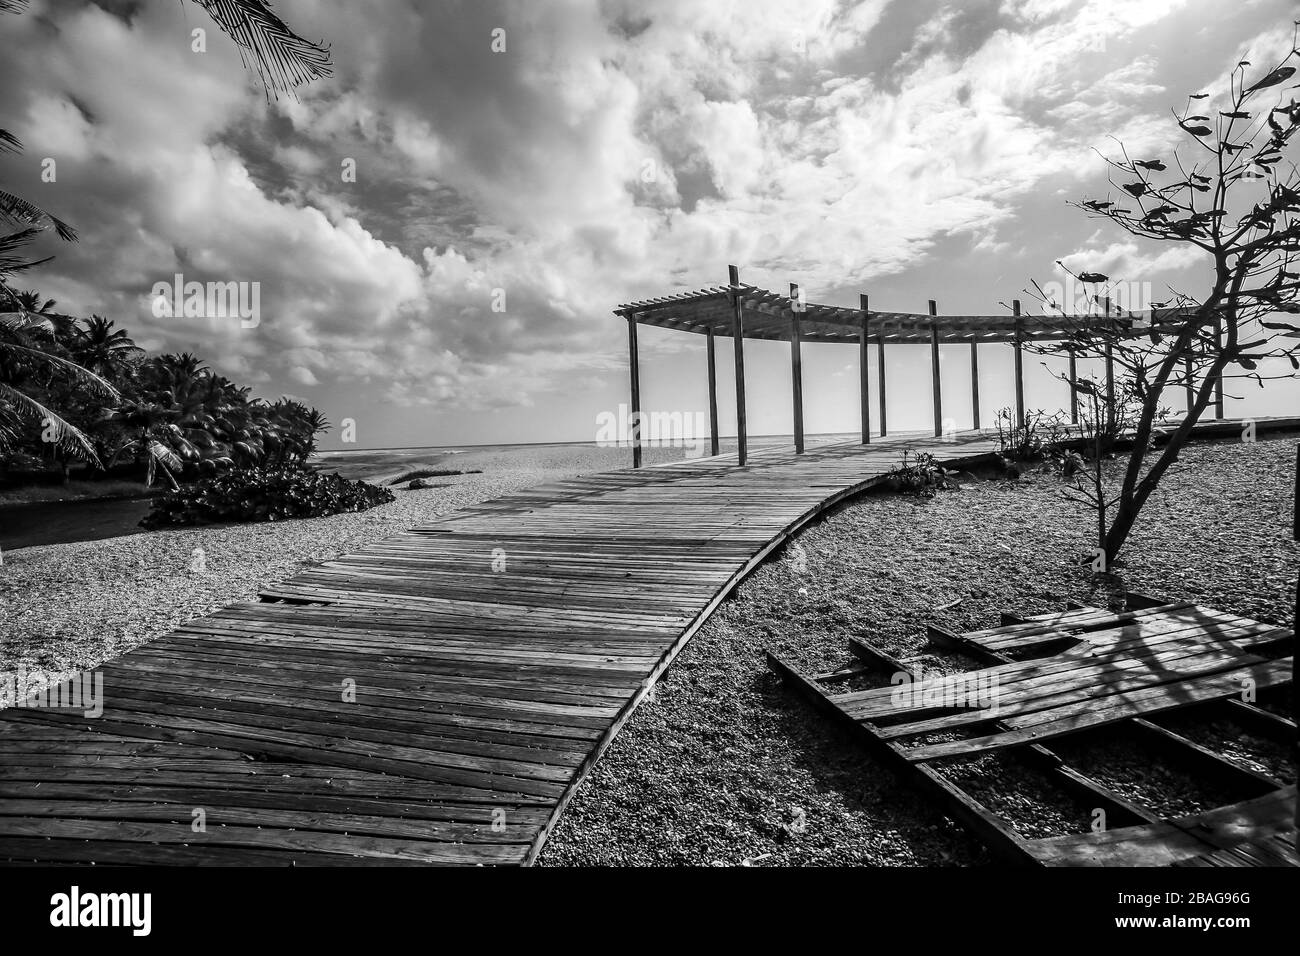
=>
[1026,23,1300,564]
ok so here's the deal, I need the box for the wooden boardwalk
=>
[0,430,1005,866]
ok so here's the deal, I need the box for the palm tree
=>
[302,406,331,458]
[0,132,77,251]
[0,310,118,467]
[11,290,56,314]
[75,315,143,378]
[1,286,78,343]
[151,352,209,389]
[104,401,183,490]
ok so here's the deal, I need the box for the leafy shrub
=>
[141,467,394,528]
[882,451,958,496]
[994,406,1068,462]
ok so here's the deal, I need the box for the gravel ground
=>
[539,433,1300,866]
[3,433,1295,866]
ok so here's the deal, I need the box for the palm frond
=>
[0,1,32,14]
[0,188,77,241]
[0,227,41,255]
[0,130,21,153]
[0,254,52,277]
[148,440,184,471]
[0,227,53,277]
[192,0,332,98]
[0,339,120,401]
[0,382,101,465]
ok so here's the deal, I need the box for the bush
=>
[883,451,958,496]
[993,406,1068,462]
[141,467,395,528]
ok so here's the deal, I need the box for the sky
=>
[2,0,1299,450]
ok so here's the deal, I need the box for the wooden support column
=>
[1068,349,1079,425]
[1104,298,1115,431]
[877,325,888,438]
[1012,300,1025,429]
[627,315,642,469]
[929,299,943,438]
[706,327,719,457]
[859,293,870,444]
[729,264,748,466]
[970,339,981,431]
[1183,354,1195,417]
[1214,313,1225,419]
[789,282,805,454]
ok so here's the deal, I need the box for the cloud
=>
[288,366,319,387]
[1,0,1294,440]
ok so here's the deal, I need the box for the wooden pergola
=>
[614,264,1217,466]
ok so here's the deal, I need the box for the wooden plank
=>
[1029,787,1297,867]
[908,658,1293,762]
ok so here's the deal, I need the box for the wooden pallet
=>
[1034,787,1297,867]
[769,600,1296,866]
[0,430,1005,866]
[1174,830,1300,867]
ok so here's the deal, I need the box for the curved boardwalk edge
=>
[519,433,1004,863]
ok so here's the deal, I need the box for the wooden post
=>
[627,316,642,468]
[970,339,981,431]
[1183,354,1195,418]
[859,293,870,444]
[706,327,719,457]
[789,282,805,454]
[729,264,748,466]
[1214,313,1225,419]
[877,325,888,438]
[1068,349,1079,425]
[1013,300,1025,430]
[1104,297,1115,433]
[929,300,943,438]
